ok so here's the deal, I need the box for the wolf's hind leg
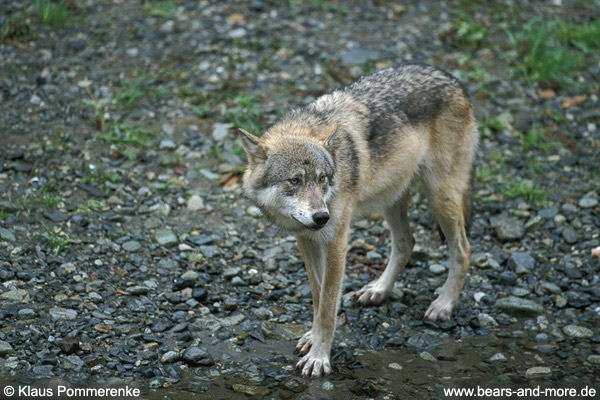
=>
[353,193,414,306]
[424,182,471,321]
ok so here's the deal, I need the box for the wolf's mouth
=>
[291,216,325,231]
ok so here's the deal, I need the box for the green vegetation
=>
[114,78,149,107]
[478,116,504,138]
[225,94,264,135]
[450,13,489,47]
[40,189,61,207]
[502,181,548,207]
[142,0,177,18]
[521,123,551,152]
[99,122,153,148]
[0,15,34,43]
[509,18,600,86]
[37,223,71,255]
[83,99,109,132]
[32,0,70,27]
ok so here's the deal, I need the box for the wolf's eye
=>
[289,178,299,185]
[319,175,326,183]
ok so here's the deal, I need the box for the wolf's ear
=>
[238,128,267,162]
[316,123,338,147]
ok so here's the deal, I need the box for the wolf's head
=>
[238,124,339,233]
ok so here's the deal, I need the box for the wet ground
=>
[1,0,600,399]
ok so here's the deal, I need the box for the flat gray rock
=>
[49,307,78,320]
[155,229,178,246]
[494,296,543,316]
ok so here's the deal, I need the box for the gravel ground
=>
[1,0,599,398]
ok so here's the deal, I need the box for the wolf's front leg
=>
[296,226,348,377]
[295,237,326,355]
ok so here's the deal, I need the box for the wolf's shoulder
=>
[344,63,462,96]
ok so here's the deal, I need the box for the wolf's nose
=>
[312,211,330,226]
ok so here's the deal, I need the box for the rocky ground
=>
[1,0,599,398]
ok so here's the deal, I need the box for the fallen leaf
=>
[537,88,556,100]
[561,94,587,109]
[223,175,240,187]
[173,166,186,176]
[117,289,130,295]
[94,324,112,333]
[228,13,245,23]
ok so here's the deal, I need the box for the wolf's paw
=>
[295,330,313,355]
[352,281,389,306]
[296,350,331,378]
[425,295,456,321]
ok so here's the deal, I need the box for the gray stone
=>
[494,296,543,316]
[182,346,213,366]
[160,350,180,364]
[496,218,525,241]
[233,384,270,397]
[128,286,153,295]
[1,289,30,303]
[489,353,506,362]
[159,138,176,149]
[429,263,446,275]
[578,196,598,209]
[587,355,600,365]
[540,282,561,294]
[366,251,382,261]
[223,267,242,279]
[0,340,13,356]
[525,366,551,378]
[49,307,78,320]
[220,313,245,327]
[0,228,16,242]
[187,195,204,211]
[477,313,498,329]
[155,229,178,246]
[231,276,246,286]
[122,240,141,252]
[253,307,273,320]
[563,325,593,338]
[508,251,535,273]
[538,206,558,219]
[212,123,232,141]
[561,227,578,244]
[246,206,262,217]
[419,351,436,362]
[181,270,199,281]
[341,48,380,65]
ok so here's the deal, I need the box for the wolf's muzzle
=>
[312,211,330,226]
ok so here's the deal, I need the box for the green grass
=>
[226,94,264,135]
[555,19,600,53]
[521,123,551,151]
[99,123,152,147]
[509,17,600,86]
[40,189,60,207]
[502,181,548,206]
[83,99,109,131]
[114,78,148,107]
[478,116,504,138]
[37,223,71,256]
[451,13,489,48]
[0,15,34,43]
[32,0,70,27]
[142,0,177,18]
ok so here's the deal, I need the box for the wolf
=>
[238,63,478,377]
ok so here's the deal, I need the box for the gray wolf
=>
[238,63,478,377]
